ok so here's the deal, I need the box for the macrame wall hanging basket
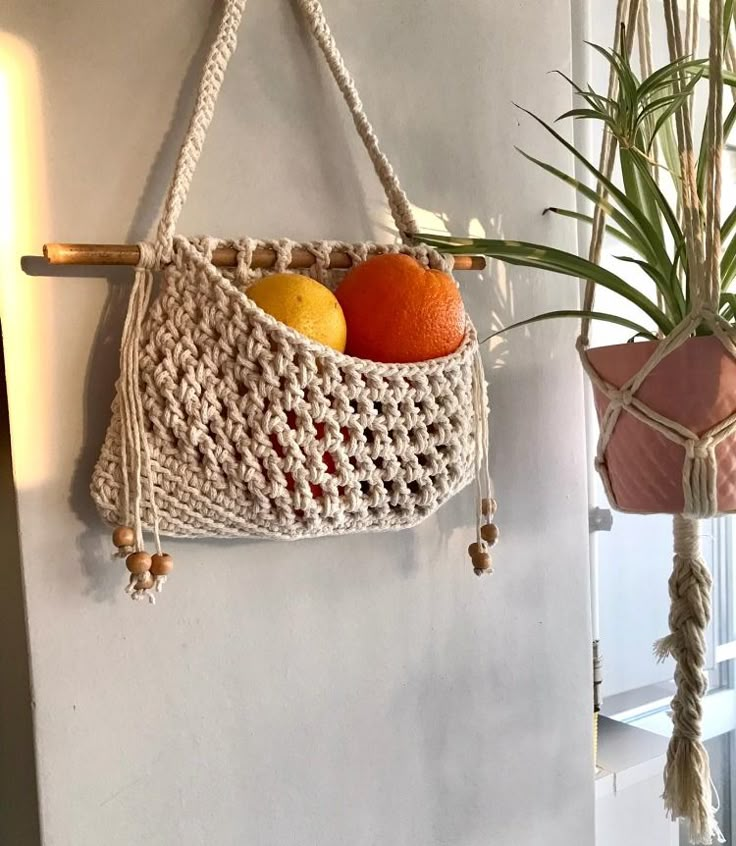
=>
[90,0,496,600]
[582,0,733,842]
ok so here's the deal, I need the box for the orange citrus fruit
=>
[247,273,347,352]
[335,254,465,363]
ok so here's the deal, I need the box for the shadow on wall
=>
[0,324,42,845]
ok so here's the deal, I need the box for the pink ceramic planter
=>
[586,335,736,514]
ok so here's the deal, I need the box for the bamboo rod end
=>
[452,255,487,271]
[40,241,487,272]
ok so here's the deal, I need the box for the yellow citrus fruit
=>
[247,273,347,352]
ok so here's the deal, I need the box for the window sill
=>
[596,715,669,798]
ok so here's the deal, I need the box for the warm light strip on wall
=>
[0,33,50,487]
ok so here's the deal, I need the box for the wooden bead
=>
[480,523,500,546]
[467,541,487,558]
[151,553,174,576]
[471,551,492,572]
[112,526,135,548]
[126,551,152,574]
[481,498,497,518]
[134,571,154,591]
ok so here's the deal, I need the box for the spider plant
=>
[420,28,736,342]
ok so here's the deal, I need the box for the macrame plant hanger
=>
[88,0,499,603]
[582,0,735,841]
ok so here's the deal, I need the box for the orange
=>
[335,253,465,363]
[247,273,347,352]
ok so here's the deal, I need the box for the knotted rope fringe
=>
[654,517,724,844]
[117,243,163,604]
[472,347,494,574]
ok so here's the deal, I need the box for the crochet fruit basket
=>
[90,0,492,561]
[92,237,480,540]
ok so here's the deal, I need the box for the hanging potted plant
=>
[421,35,736,517]
[420,14,736,841]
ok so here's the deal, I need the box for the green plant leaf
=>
[627,149,687,317]
[696,74,735,199]
[655,105,682,198]
[723,202,736,245]
[639,56,703,100]
[514,106,675,279]
[516,148,658,262]
[557,107,612,122]
[482,309,656,341]
[721,231,736,290]
[636,92,692,128]
[418,236,673,334]
[613,254,682,319]
[629,149,682,246]
[646,72,704,152]
[694,64,736,87]
[587,40,639,115]
[543,206,637,250]
[726,0,735,40]
[721,292,736,320]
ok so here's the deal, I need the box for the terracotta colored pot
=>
[586,335,736,514]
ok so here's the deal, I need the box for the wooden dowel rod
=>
[42,243,486,271]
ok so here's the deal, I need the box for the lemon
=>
[247,273,347,352]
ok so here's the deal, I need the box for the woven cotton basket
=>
[92,237,480,540]
[90,0,489,554]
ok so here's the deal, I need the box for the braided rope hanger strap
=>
[580,0,731,842]
[91,0,495,601]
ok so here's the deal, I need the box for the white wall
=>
[1,1,593,844]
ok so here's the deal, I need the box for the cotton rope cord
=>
[154,0,248,263]
[154,0,419,257]
[705,0,724,313]
[663,0,708,298]
[96,0,493,601]
[117,244,164,603]
[580,0,735,840]
[580,0,640,344]
[471,347,494,576]
[638,0,669,312]
[294,0,419,239]
[638,0,654,81]
[686,0,701,57]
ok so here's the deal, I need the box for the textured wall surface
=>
[1,1,592,844]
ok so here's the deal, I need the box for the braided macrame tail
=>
[654,516,724,845]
